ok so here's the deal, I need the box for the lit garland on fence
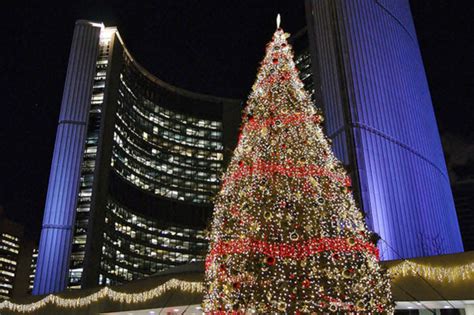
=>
[2,260,471,313]
[389,260,474,283]
[0,279,202,313]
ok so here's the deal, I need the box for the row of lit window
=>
[102,201,207,267]
[111,149,220,192]
[0,238,19,249]
[113,122,223,173]
[115,112,223,163]
[119,74,222,131]
[106,201,207,241]
[113,132,220,183]
[1,234,19,243]
[102,234,197,265]
[115,110,223,160]
[117,106,223,151]
[130,100,223,142]
[112,118,221,203]
[112,162,214,203]
[0,245,19,254]
[0,257,16,266]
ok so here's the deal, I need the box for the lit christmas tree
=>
[203,16,393,314]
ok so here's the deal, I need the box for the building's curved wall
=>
[306,0,463,259]
[112,55,224,204]
[97,37,234,285]
[100,199,207,285]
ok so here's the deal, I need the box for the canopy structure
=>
[1,253,473,314]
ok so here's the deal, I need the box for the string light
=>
[389,260,474,283]
[206,237,379,269]
[2,260,470,313]
[203,20,393,314]
[0,279,202,313]
[222,159,351,187]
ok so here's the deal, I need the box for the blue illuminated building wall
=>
[34,21,240,295]
[305,0,463,260]
[33,21,102,294]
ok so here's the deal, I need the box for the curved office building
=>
[34,21,240,294]
[305,0,463,259]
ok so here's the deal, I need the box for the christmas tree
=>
[203,17,393,314]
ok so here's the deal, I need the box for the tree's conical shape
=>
[203,25,393,314]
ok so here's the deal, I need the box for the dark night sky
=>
[0,1,472,239]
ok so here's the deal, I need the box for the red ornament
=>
[302,279,310,288]
[232,282,241,289]
[272,58,279,64]
[289,273,296,279]
[266,256,276,266]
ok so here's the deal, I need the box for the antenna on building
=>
[276,13,281,29]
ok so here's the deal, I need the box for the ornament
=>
[272,58,279,64]
[290,231,299,241]
[356,300,365,310]
[264,211,272,220]
[329,304,338,312]
[266,256,276,266]
[342,269,352,279]
[266,292,272,301]
[347,237,356,246]
[277,301,287,312]
[302,279,310,288]
[317,197,325,205]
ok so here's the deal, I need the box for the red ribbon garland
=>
[222,159,351,187]
[244,112,320,133]
[205,237,379,269]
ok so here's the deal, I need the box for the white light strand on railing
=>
[389,260,474,282]
[0,279,203,313]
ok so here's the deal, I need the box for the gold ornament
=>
[342,269,352,279]
[277,301,287,312]
[347,237,356,246]
[264,211,272,220]
[356,300,365,310]
[290,231,299,241]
